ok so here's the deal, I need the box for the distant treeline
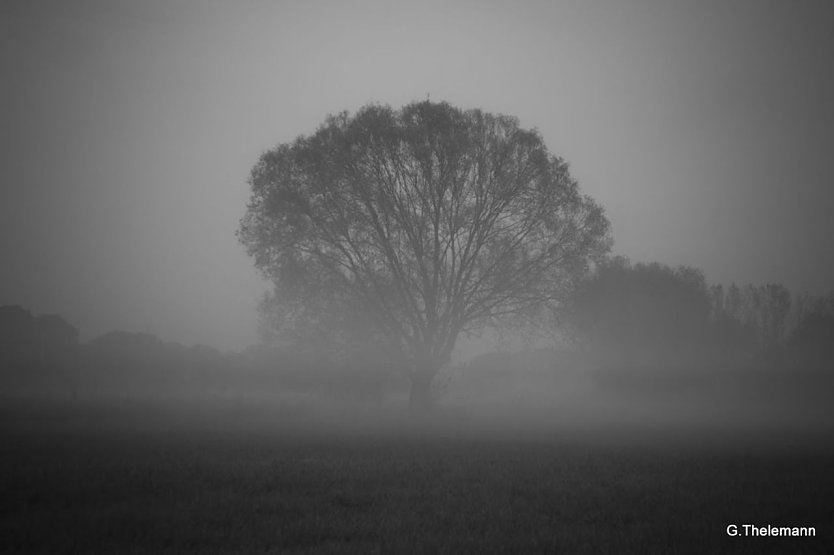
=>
[0,305,400,401]
[566,257,834,382]
[2,258,833,401]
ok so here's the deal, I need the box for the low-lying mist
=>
[3,344,831,454]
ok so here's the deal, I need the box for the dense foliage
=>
[566,258,834,378]
[239,101,611,406]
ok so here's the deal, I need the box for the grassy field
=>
[1,396,832,554]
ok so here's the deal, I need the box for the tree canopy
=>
[238,101,611,407]
[566,257,714,372]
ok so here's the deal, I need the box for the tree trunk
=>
[408,345,453,411]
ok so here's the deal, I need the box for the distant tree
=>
[757,284,791,356]
[34,314,79,360]
[787,294,834,372]
[88,331,162,357]
[708,284,758,363]
[567,257,713,372]
[239,101,611,408]
[0,307,80,396]
[0,305,33,331]
[86,332,196,392]
[712,283,795,362]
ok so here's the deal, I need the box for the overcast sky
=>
[2,0,833,351]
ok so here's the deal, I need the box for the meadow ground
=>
[1,395,832,554]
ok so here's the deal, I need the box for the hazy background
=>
[2,0,833,351]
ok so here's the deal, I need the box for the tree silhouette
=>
[34,314,78,360]
[239,101,610,408]
[787,295,834,372]
[88,331,162,359]
[567,258,713,373]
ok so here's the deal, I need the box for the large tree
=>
[238,101,610,408]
